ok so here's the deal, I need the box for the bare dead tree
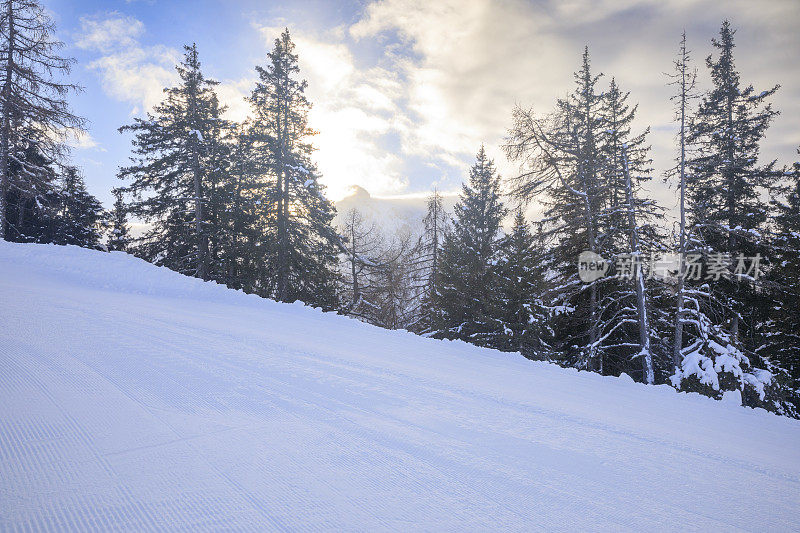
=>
[0,0,84,239]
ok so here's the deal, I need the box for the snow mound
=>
[1,241,799,531]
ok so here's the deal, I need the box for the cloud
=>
[347,0,800,216]
[77,13,255,125]
[66,129,103,151]
[255,25,408,200]
[76,14,409,201]
[346,0,595,203]
[74,12,143,52]
[215,77,255,123]
[350,0,551,165]
[76,2,800,213]
[76,13,179,115]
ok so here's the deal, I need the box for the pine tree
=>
[598,78,664,383]
[412,190,449,334]
[3,141,57,242]
[106,188,130,252]
[0,0,84,240]
[370,231,420,330]
[248,29,339,308]
[494,211,550,357]
[221,123,262,291]
[667,31,699,379]
[53,166,102,248]
[434,146,507,347]
[118,44,230,281]
[600,78,649,242]
[600,78,653,247]
[505,48,609,372]
[339,207,384,320]
[763,148,800,416]
[676,21,780,403]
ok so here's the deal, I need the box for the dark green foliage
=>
[0,0,84,240]
[248,29,340,309]
[2,151,103,251]
[106,188,130,252]
[506,48,611,373]
[1,141,59,243]
[433,146,507,346]
[52,166,103,249]
[493,212,551,358]
[762,149,800,416]
[676,21,784,408]
[217,124,263,292]
[118,44,231,281]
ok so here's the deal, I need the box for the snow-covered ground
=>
[1,241,798,532]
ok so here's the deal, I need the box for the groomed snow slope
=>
[1,242,798,532]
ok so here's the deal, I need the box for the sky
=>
[47,0,800,220]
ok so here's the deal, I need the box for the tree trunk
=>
[230,158,243,286]
[0,0,14,240]
[192,163,207,280]
[350,222,359,307]
[673,33,690,377]
[725,78,739,349]
[622,146,654,384]
[186,57,208,281]
[579,133,600,373]
[276,92,289,302]
[431,195,438,295]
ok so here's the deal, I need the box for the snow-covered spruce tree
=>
[600,78,649,243]
[493,211,551,358]
[52,166,103,248]
[0,0,84,240]
[505,48,610,373]
[118,44,231,281]
[676,21,781,405]
[763,148,800,416]
[248,29,339,309]
[3,140,58,241]
[597,78,666,383]
[433,146,507,347]
[106,188,130,252]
